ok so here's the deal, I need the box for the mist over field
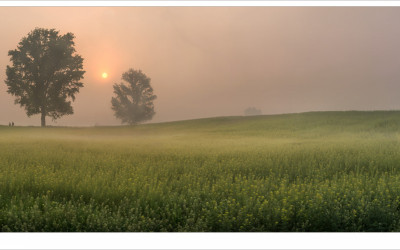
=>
[4,6,400,233]
[1,7,400,126]
[4,111,400,232]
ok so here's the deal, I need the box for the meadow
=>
[1,111,400,231]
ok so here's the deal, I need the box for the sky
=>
[1,7,400,126]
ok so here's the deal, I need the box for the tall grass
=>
[1,111,400,231]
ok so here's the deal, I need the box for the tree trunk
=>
[41,111,46,127]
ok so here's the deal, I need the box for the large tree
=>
[111,69,157,125]
[5,28,85,127]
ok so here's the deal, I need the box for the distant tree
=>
[5,28,85,127]
[244,107,262,116]
[111,68,157,125]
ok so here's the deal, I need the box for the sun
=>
[102,72,108,79]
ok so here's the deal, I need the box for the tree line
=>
[5,28,157,127]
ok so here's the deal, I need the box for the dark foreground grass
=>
[2,111,400,231]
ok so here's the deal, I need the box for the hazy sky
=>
[1,7,400,126]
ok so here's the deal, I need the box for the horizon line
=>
[2,109,400,128]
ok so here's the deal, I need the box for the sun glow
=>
[102,72,108,79]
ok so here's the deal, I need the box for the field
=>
[2,111,400,231]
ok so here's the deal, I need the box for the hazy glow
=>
[102,72,108,79]
[0,7,400,126]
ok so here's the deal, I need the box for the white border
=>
[1,1,400,7]
[0,232,399,249]
[1,1,400,250]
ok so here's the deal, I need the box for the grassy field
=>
[2,111,400,231]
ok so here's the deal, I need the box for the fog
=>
[1,7,400,126]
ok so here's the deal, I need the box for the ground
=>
[1,111,400,231]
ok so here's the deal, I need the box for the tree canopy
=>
[5,28,85,127]
[111,69,157,125]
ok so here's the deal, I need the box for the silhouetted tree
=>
[5,28,85,127]
[244,107,262,116]
[111,69,157,125]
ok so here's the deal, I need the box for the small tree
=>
[5,28,85,127]
[111,69,157,125]
[244,107,262,116]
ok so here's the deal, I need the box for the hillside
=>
[1,111,400,231]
